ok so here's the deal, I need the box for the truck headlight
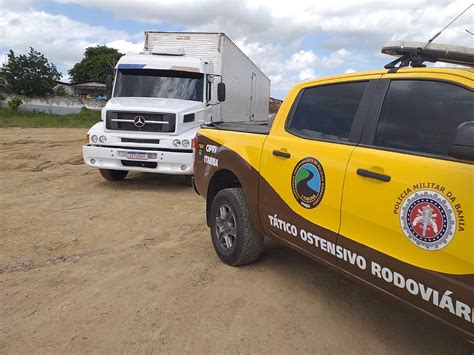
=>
[99,135,107,143]
[91,135,98,143]
[182,139,190,148]
[173,139,181,147]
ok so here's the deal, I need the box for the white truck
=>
[83,32,270,185]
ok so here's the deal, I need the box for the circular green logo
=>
[291,157,325,209]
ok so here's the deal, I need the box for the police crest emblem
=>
[400,190,456,250]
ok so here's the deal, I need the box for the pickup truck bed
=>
[203,121,270,135]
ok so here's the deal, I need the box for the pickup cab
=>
[193,62,473,338]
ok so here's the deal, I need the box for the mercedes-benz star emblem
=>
[134,115,146,128]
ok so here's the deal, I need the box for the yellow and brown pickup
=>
[193,64,473,338]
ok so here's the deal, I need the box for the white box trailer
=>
[83,31,270,184]
[145,32,270,122]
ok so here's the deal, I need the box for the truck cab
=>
[83,48,222,184]
[83,32,270,184]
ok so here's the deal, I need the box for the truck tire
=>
[99,169,128,181]
[210,188,263,266]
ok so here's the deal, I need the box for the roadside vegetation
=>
[0,46,116,129]
[69,46,122,84]
[0,48,61,97]
[0,107,101,128]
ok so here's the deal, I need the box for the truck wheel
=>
[210,188,263,266]
[99,169,128,181]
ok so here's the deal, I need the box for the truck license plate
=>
[127,152,147,160]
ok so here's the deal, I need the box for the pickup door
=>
[258,74,381,265]
[259,71,473,336]
[339,74,473,334]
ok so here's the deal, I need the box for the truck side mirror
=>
[105,74,113,95]
[449,121,474,161]
[217,82,226,102]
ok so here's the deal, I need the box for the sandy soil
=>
[0,128,470,354]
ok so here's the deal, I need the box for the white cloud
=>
[236,37,357,93]
[298,69,316,81]
[54,0,474,47]
[2,0,473,95]
[269,74,283,86]
[106,40,144,54]
[344,68,356,74]
[0,51,7,66]
[286,50,317,70]
[432,61,468,68]
[0,9,117,65]
[0,8,142,81]
[320,48,352,67]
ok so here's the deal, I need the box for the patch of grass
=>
[0,107,101,128]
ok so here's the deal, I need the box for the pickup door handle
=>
[356,169,391,182]
[272,150,291,158]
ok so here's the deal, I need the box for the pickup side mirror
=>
[105,74,113,95]
[449,121,474,161]
[217,82,226,102]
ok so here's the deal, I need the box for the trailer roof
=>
[144,31,270,81]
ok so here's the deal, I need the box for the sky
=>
[0,0,472,99]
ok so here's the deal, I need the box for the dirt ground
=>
[0,128,470,354]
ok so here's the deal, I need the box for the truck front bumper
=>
[83,145,194,175]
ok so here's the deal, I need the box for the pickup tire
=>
[99,169,128,181]
[210,188,263,266]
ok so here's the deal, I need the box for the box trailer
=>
[145,32,270,122]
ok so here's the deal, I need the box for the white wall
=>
[0,93,106,115]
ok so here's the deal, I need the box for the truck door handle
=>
[272,150,291,158]
[356,169,391,182]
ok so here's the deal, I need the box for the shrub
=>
[0,94,5,101]
[8,96,23,111]
[54,86,68,96]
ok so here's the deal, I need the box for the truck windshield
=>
[114,69,204,102]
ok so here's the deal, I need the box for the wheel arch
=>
[206,169,242,226]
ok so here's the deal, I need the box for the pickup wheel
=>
[210,188,263,266]
[99,169,128,181]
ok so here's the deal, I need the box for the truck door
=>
[249,73,257,121]
[259,76,380,265]
[338,75,473,333]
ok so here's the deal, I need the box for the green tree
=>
[69,46,122,84]
[0,48,61,96]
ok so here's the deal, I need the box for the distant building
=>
[72,82,107,98]
[269,97,283,114]
[54,81,74,96]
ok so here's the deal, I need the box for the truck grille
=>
[106,111,176,133]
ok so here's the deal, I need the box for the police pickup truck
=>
[193,42,474,339]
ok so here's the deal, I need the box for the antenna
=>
[383,4,474,69]
[423,4,473,49]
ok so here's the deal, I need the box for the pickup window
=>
[374,80,474,157]
[287,81,368,142]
